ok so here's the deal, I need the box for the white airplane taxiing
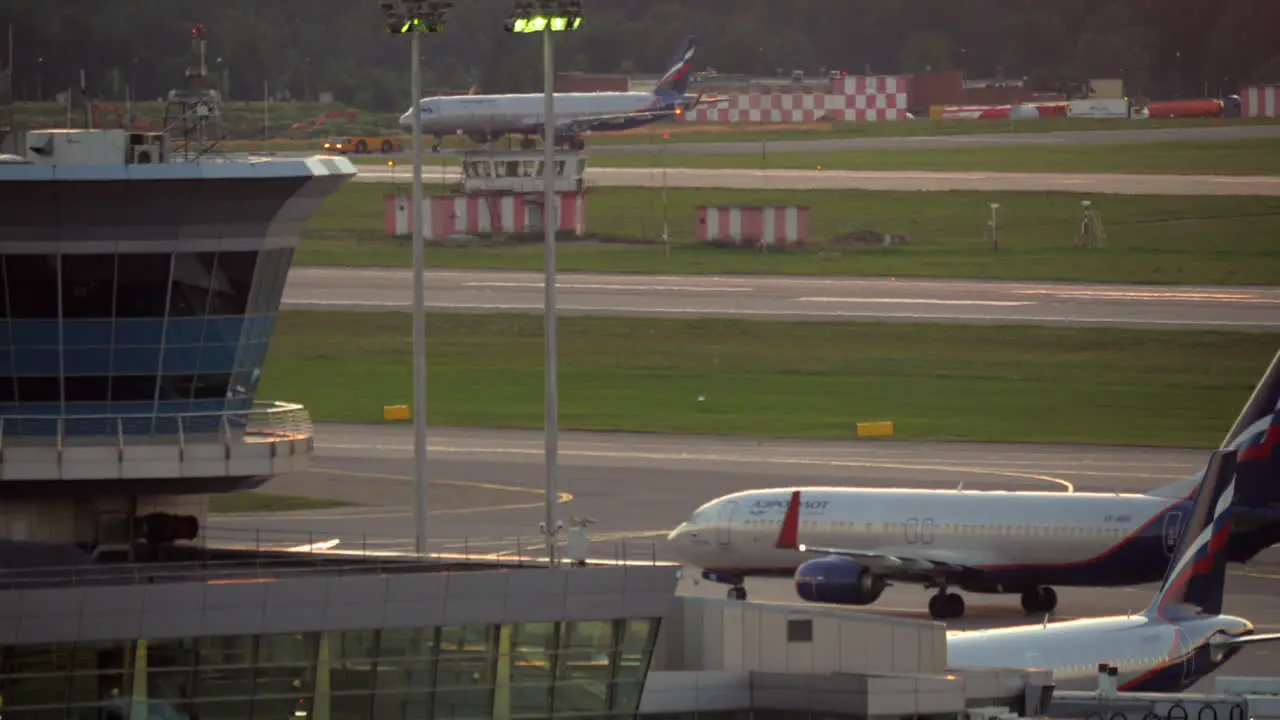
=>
[398,35,727,152]
[665,350,1280,620]
[947,446,1280,693]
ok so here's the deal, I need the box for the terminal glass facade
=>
[0,249,293,435]
[0,618,660,719]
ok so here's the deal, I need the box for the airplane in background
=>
[948,447,1280,692]
[665,350,1280,620]
[398,35,728,152]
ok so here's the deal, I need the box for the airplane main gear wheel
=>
[570,138,586,151]
[727,586,747,601]
[1020,586,1058,614]
[928,592,965,620]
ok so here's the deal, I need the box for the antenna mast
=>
[162,22,227,160]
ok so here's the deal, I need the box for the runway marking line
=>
[462,281,755,293]
[795,297,1034,307]
[321,443,1076,493]
[215,467,573,521]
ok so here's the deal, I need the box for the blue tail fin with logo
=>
[654,35,697,98]
[1146,449,1238,619]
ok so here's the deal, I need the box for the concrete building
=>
[0,128,678,719]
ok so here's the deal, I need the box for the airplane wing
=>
[557,109,684,134]
[1211,632,1280,649]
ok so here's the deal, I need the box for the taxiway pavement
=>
[352,163,1280,195]
[216,425,1280,689]
[282,268,1280,331]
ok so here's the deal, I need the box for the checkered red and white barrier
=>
[1243,86,1280,117]
[384,193,586,238]
[697,205,809,247]
[685,76,910,123]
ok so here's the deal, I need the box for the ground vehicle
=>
[322,135,403,154]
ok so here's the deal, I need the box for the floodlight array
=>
[378,0,455,33]
[504,0,583,33]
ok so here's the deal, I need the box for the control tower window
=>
[16,376,60,403]
[62,254,118,319]
[115,254,172,318]
[205,252,258,316]
[169,252,217,316]
[65,375,110,403]
[6,254,59,318]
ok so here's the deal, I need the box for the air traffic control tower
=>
[0,128,348,562]
[0,129,676,719]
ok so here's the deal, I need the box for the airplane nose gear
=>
[728,585,747,601]
[1020,586,1059,614]
[928,590,965,619]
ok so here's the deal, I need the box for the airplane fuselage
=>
[670,487,1191,590]
[948,613,1253,693]
[400,92,670,137]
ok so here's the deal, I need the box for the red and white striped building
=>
[1242,86,1280,118]
[685,76,910,123]
[384,193,586,238]
[697,206,809,247]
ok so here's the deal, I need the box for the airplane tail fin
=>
[1145,449,1238,619]
[775,490,802,550]
[1146,349,1280,500]
[654,35,697,97]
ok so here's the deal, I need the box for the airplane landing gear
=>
[431,135,443,153]
[1020,586,1058,614]
[928,589,965,619]
[519,137,536,150]
[727,585,747,601]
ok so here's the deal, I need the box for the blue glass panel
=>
[198,344,239,373]
[151,415,182,434]
[62,348,112,375]
[114,319,165,346]
[225,396,253,413]
[0,320,11,345]
[155,400,193,416]
[13,347,58,374]
[63,402,112,417]
[247,314,270,342]
[63,417,118,436]
[161,345,202,374]
[0,349,11,375]
[262,313,277,340]
[112,346,162,374]
[10,320,60,347]
[190,398,227,413]
[110,401,156,416]
[61,320,114,348]
[118,415,160,435]
[234,341,265,370]
[8,415,59,436]
[165,318,206,346]
[204,317,246,345]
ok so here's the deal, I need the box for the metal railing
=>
[0,526,672,591]
[0,400,313,450]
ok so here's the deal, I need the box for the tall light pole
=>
[505,0,583,566]
[381,0,453,556]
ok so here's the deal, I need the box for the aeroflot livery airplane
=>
[665,350,1280,620]
[398,35,725,151]
[948,447,1280,692]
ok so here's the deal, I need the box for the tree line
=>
[3,0,1278,112]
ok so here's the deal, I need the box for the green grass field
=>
[259,312,1277,448]
[586,139,1280,176]
[298,183,1280,284]
[208,492,351,513]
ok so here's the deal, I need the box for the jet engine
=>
[794,555,886,605]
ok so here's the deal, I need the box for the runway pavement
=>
[216,425,1280,689]
[282,267,1280,331]
[352,163,1280,195]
